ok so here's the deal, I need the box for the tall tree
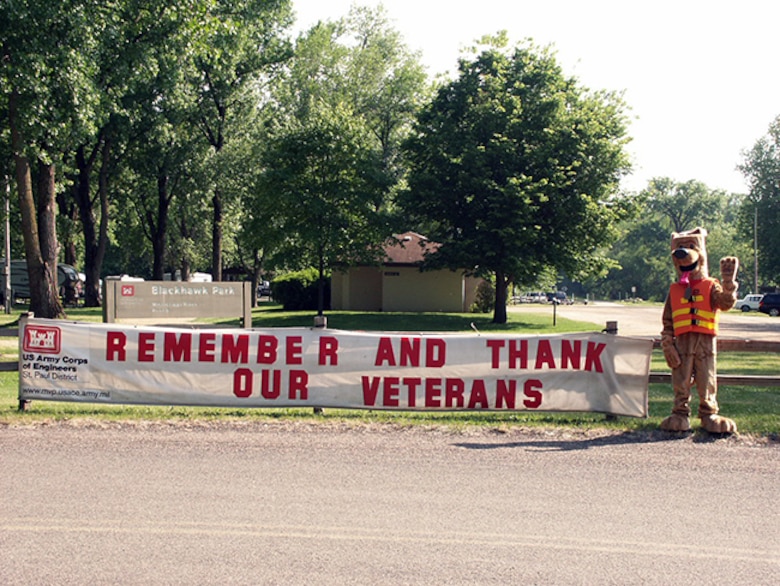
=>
[250,6,428,312]
[643,177,726,233]
[739,115,780,286]
[258,103,387,314]
[1,0,106,317]
[190,0,293,281]
[401,36,632,323]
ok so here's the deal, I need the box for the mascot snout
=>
[673,248,693,260]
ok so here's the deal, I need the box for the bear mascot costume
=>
[660,227,739,434]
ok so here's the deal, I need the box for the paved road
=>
[1,422,778,585]
[510,301,780,340]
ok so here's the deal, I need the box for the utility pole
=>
[754,203,758,293]
[4,176,10,314]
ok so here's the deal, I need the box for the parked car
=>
[0,259,80,305]
[758,292,780,317]
[546,291,573,305]
[735,293,763,312]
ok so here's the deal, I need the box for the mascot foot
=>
[660,414,691,432]
[701,414,737,434]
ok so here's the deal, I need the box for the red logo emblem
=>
[23,325,61,354]
[121,285,135,296]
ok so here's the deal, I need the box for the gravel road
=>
[1,420,778,585]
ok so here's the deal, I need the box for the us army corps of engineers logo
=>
[23,325,61,354]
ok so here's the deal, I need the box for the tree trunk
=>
[492,270,508,324]
[55,190,79,305]
[9,90,64,319]
[151,170,171,280]
[75,136,112,308]
[93,137,111,305]
[32,161,65,318]
[211,188,223,281]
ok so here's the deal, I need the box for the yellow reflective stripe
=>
[673,308,716,320]
[679,295,705,304]
[673,319,716,330]
[672,308,716,320]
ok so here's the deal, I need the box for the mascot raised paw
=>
[660,227,739,434]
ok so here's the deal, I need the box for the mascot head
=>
[670,227,709,284]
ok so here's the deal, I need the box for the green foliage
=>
[254,5,429,295]
[738,115,780,286]
[470,280,495,313]
[589,178,752,301]
[271,268,331,311]
[401,38,632,323]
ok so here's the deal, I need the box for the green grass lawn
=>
[1,304,778,438]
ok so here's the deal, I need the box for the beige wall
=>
[333,266,484,313]
[382,267,464,312]
[463,275,483,312]
[331,267,382,311]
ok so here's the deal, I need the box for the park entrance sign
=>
[18,317,652,417]
[102,280,252,327]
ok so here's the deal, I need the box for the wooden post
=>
[17,312,31,411]
[604,320,617,421]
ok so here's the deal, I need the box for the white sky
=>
[292,0,779,194]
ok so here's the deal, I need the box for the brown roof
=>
[383,232,439,265]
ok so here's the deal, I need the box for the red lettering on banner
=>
[106,331,127,361]
[404,377,420,407]
[375,337,447,367]
[199,332,216,362]
[534,339,556,369]
[318,336,338,366]
[496,379,515,409]
[360,376,544,410]
[426,339,446,367]
[257,335,278,364]
[383,376,400,407]
[485,337,604,373]
[286,336,303,365]
[486,339,503,368]
[445,378,465,407]
[487,339,528,369]
[362,376,423,408]
[289,370,308,400]
[467,380,489,409]
[561,340,581,370]
[138,332,155,362]
[374,337,395,366]
[425,378,441,407]
[585,342,605,373]
[164,332,192,362]
[234,368,252,398]
[399,337,420,366]
[508,339,528,369]
[261,369,281,399]
[222,334,249,363]
[523,379,543,408]
[362,376,380,405]
[232,368,310,400]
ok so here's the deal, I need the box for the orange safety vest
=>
[669,278,718,336]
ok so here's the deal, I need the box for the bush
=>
[470,280,495,313]
[271,269,330,311]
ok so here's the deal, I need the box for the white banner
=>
[18,318,652,417]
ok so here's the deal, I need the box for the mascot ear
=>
[693,227,708,238]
